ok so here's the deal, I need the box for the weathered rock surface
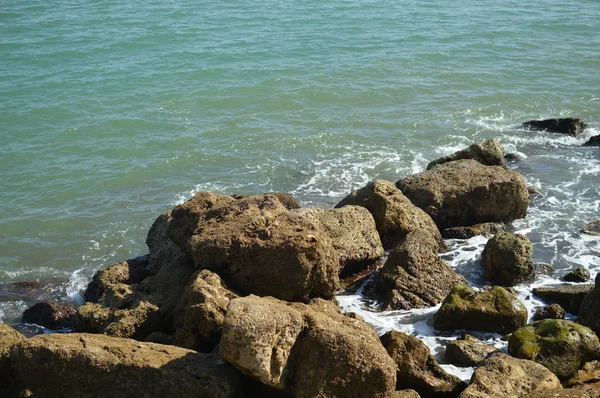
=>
[7,332,242,397]
[396,160,529,229]
[174,269,238,352]
[532,304,566,321]
[167,193,340,302]
[22,300,79,330]
[481,232,534,286]
[444,335,498,367]
[565,267,591,283]
[335,180,445,250]
[390,390,421,398]
[533,284,594,314]
[232,192,302,210]
[219,295,397,397]
[508,319,600,380]
[523,118,588,136]
[0,323,25,396]
[297,206,384,277]
[376,229,466,310]
[427,139,506,170]
[442,222,505,240]
[583,220,600,236]
[433,284,528,334]
[381,330,464,397]
[583,136,600,147]
[577,275,600,334]
[566,360,600,388]
[527,387,600,398]
[458,353,562,398]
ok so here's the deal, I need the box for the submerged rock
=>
[508,319,600,380]
[22,300,78,330]
[335,179,445,251]
[376,229,466,310]
[533,284,594,314]
[481,232,534,286]
[442,222,505,240]
[427,139,506,170]
[523,118,588,136]
[458,353,561,398]
[381,330,465,397]
[564,267,591,283]
[433,284,528,334]
[532,304,566,321]
[397,159,529,229]
[583,135,600,147]
[444,335,498,367]
[582,220,600,236]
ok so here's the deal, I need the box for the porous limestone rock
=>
[532,304,566,321]
[427,139,506,170]
[442,222,505,240]
[481,232,534,286]
[444,335,498,367]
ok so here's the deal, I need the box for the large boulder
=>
[296,206,384,277]
[427,139,506,170]
[396,160,529,229]
[508,319,600,380]
[481,232,534,286]
[167,193,340,302]
[523,118,588,136]
[579,275,600,334]
[375,229,466,310]
[433,284,528,334]
[533,284,594,314]
[381,330,465,397]
[335,180,445,251]
[444,335,498,367]
[219,295,397,397]
[458,353,561,398]
[7,332,242,397]
[22,300,79,330]
[174,269,239,352]
[442,222,505,240]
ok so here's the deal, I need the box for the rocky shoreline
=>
[2,118,600,397]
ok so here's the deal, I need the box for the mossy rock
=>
[433,284,527,334]
[508,319,600,380]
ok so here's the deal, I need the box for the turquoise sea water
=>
[1,0,600,373]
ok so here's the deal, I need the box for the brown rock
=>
[481,232,534,286]
[579,275,600,334]
[376,229,466,310]
[528,386,600,398]
[335,180,445,251]
[232,192,302,210]
[0,323,25,396]
[397,160,529,229]
[444,338,498,367]
[565,267,591,283]
[459,353,561,398]
[390,391,421,398]
[583,220,600,236]
[427,139,506,170]
[523,118,588,136]
[22,300,78,330]
[381,331,465,397]
[532,303,566,321]
[533,284,594,314]
[442,222,505,240]
[566,360,600,388]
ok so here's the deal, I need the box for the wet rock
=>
[578,275,600,334]
[565,267,591,283]
[376,229,466,310]
[583,136,600,147]
[427,139,506,170]
[458,353,561,398]
[397,159,529,229]
[8,332,242,397]
[508,319,600,380]
[533,284,594,314]
[381,330,465,397]
[523,118,588,136]
[504,153,523,162]
[534,262,556,277]
[219,295,397,397]
[335,180,445,251]
[532,304,566,321]
[441,222,505,239]
[433,284,528,334]
[174,269,238,352]
[565,360,600,388]
[481,232,534,286]
[22,300,79,330]
[297,206,384,277]
[444,336,498,367]
[582,220,600,236]
[167,193,340,302]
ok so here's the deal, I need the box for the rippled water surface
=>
[1,0,599,378]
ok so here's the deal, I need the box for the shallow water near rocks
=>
[1,0,600,380]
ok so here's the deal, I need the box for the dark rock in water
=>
[458,353,561,398]
[508,319,600,380]
[523,118,588,136]
[504,153,523,162]
[532,284,594,314]
[534,262,555,277]
[564,267,591,283]
[532,304,566,321]
[380,330,465,398]
[444,336,498,367]
[427,139,506,170]
[397,159,529,229]
[583,135,600,147]
[442,222,505,239]
[22,300,78,330]
[481,232,534,286]
[375,229,466,310]
[578,275,600,334]
[583,220,600,236]
[335,180,445,251]
[433,284,528,334]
